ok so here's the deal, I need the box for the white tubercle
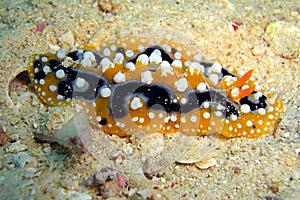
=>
[240,104,251,113]
[130,97,143,110]
[211,62,222,73]
[159,61,174,76]
[113,72,126,83]
[113,52,124,64]
[55,69,65,79]
[141,70,153,84]
[75,77,86,88]
[81,51,96,67]
[100,87,111,98]
[100,58,115,73]
[174,78,188,92]
[125,62,136,71]
[196,82,207,92]
[149,51,162,64]
[171,60,182,68]
[137,54,149,65]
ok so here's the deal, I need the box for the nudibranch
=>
[28,36,284,138]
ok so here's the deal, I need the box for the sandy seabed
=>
[0,0,299,199]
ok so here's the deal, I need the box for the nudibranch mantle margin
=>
[28,36,284,138]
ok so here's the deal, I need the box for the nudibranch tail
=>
[28,35,284,138]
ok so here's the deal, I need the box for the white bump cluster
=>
[196,82,207,92]
[100,87,111,98]
[130,97,143,110]
[231,87,239,97]
[100,58,114,73]
[240,104,251,113]
[189,62,204,75]
[209,74,219,85]
[174,78,188,92]
[49,85,57,92]
[211,62,222,73]
[125,62,136,71]
[171,60,182,68]
[43,66,51,74]
[75,77,86,88]
[125,50,134,57]
[141,70,153,84]
[55,69,65,79]
[137,54,149,65]
[149,50,162,64]
[159,61,174,76]
[81,51,96,67]
[113,53,124,64]
[113,72,126,83]
[57,50,67,59]
[203,112,210,119]
[103,48,111,56]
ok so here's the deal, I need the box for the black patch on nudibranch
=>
[65,68,78,82]
[57,81,73,99]
[48,59,62,71]
[109,81,148,119]
[33,60,45,80]
[33,69,46,81]
[109,80,240,119]
[67,51,83,61]
[199,61,213,69]
[221,68,235,77]
[116,47,125,54]
[224,102,239,118]
[70,68,109,101]
[239,91,267,111]
[134,84,181,113]
[181,89,239,117]
[34,59,63,81]
[99,118,107,125]
[33,60,42,69]
[109,81,179,119]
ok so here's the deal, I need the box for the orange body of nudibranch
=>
[27,35,284,138]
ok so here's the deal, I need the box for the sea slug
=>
[28,36,284,138]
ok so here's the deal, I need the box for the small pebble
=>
[233,167,242,175]
[85,168,127,198]
[175,142,211,164]
[195,157,217,169]
[36,22,47,33]
[0,129,11,146]
[61,31,75,47]
[252,47,266,56]
[264,21,300,59]
[66,191,92,200]
[13,152,36,168]
[97,0,115,13]
[285,158,296,167]
[283,132,290,138]
[137,189,153,199]
[293,169,300,179]
[48,44,61,51]
[5,141,27,153]
[0,176,4,184]
[295,147,300,154]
